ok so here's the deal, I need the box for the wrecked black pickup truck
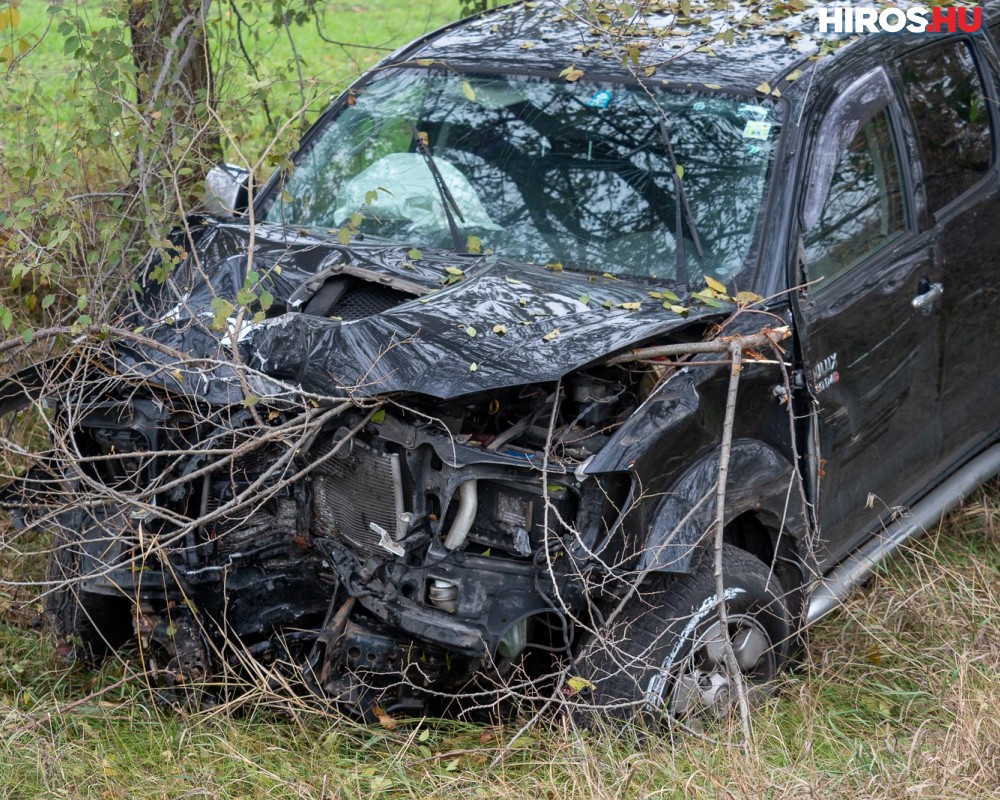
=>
[5,1,1000,723]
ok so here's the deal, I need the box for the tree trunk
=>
[128,0,221,188]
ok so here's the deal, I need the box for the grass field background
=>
[2,1,1000,797]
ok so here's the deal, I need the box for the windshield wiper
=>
[658,118,704,286]
[408,121,467,253]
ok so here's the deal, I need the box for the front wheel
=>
[577,544,790,723]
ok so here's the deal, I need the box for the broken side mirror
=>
[204,163,251,218]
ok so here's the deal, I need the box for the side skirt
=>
[806,444,1000,626]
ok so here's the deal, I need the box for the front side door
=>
[897,35,1000,468]
[794,67,944,569]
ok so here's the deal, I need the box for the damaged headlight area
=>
[4,360,647,718]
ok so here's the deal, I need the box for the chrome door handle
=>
[911,281,943,310]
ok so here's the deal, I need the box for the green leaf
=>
[210,298,234,331]
[464,325,477,337]
[469,362,478,372]
[259,290,274,311]
[41,294,55,309]
[466,234,482,254]
[243,394,260,408]
[566,676,595,694]
[371,409,386,424]
[445,266,464,276]
[407,248,423,261]
[578,294,590,305]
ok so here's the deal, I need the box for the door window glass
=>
[898,40,992,213]
[803,109,905,286]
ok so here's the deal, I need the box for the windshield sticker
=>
[587,89,613,108]
[738,103,770,121]
[742,120,772,140]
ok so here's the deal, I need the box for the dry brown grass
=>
[1,483,999,798]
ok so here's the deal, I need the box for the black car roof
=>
[401,0,998,102]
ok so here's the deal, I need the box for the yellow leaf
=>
[462,80,476,102]
[0,9,9,31]
[542,328,561,341]
[566,676,595,694]
[735,290,763,307]
[492,324,507,335]
[618,301,642,311]
[704,83,722,90]
[559,65,584,82]
[756,81,772,95]
[675,164,685,180]
[373,706,398,730]
[704,274,727,294]
[785,68,802,82]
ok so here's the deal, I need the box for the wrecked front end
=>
[7,232,733,716]
[20,356,657,716]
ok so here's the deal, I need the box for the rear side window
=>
[898,40,993,213]
[803,109,905,286]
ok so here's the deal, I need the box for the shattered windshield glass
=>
[264,68,781,282]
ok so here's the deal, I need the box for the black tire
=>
[577,544,790,723]
[45,509,133,666]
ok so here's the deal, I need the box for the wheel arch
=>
[636,439,807,586]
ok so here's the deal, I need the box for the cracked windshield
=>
[265,68,781,282]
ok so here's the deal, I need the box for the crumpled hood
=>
[129,220,722,402]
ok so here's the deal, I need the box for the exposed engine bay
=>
[36,360,654,716]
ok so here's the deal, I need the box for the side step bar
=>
[806,444,1000,626]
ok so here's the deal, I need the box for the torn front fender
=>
[639,440,803,573]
